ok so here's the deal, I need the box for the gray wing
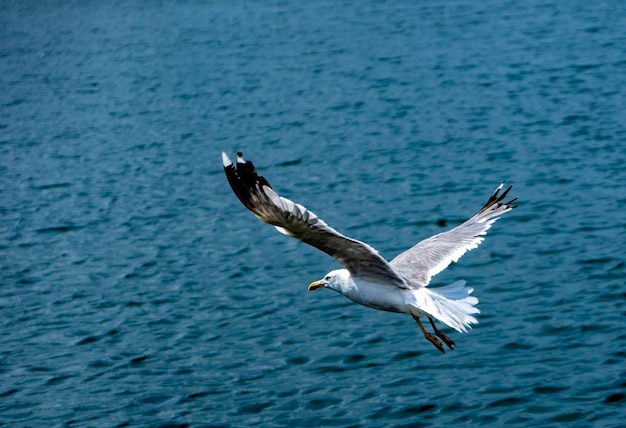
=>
[222,152,407,288]
[390,184,517,288]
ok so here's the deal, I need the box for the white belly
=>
[342,278,409,313]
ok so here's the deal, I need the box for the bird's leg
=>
[427,316,456,350]
[412,314,445,354]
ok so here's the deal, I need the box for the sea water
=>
[1,1,625,426]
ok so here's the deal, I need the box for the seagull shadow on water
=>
[222,151,517,354]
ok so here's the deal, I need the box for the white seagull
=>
[222,152,517,353]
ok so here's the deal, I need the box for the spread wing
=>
[390,184,517,288]
[222,152,407,288]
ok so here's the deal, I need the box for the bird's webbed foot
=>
[428,316,456,351]
[424,331,446,353]
[412,314,446,354]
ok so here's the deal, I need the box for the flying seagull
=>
[222,152,517,353]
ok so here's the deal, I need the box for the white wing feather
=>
[390,184,517,288]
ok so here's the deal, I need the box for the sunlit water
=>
[1,1,625,426]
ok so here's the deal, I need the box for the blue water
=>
[1,1,625,426]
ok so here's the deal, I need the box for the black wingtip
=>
[497,186,518,210]
[223,152,273,212]
[505,197,519,210]
[479,183,517,213]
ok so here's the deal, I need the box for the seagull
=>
[222,152,517,353]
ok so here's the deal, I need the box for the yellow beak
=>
[308,280,325,291]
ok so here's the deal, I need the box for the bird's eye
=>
[325,276,331,281]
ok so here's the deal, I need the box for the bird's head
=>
[308,269,351,293]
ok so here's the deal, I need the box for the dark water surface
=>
[2,1,625,426]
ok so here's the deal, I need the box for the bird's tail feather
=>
[409,280,479,333]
